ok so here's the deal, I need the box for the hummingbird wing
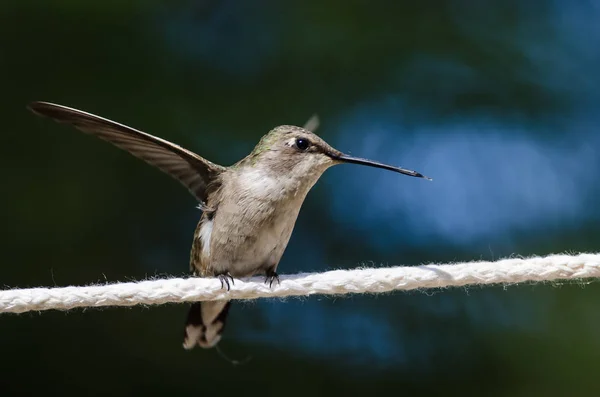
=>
[28,101,225,203]
[302,114,319,132]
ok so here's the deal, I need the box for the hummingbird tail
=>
[183,300,231,349]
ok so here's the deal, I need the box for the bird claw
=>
[264,270,280,288]
[217,273,235,291]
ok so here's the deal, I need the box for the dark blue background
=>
[2,1,599,395]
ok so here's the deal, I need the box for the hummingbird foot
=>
[217,272,235,291]
[264,269,280,288]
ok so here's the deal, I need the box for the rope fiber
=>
[1,253,599,314]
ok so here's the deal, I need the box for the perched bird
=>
[28,101,430,350]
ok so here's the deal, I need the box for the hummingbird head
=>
[246,125,431,181]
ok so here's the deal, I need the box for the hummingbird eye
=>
[295,138,310,151]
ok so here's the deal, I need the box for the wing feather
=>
[28,101,224,202]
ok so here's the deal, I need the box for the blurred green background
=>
[2,1,600,395]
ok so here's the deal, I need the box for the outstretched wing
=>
[303,114,319,132]
[28,101,225,203]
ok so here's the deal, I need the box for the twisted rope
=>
[1,253,599,314]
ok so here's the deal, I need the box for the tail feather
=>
[183,300,231,349]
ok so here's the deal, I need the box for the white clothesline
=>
[1,253,599,314]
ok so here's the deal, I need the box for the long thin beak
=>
[328,152,432,180]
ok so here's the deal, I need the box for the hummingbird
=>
[27,101,431,350]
